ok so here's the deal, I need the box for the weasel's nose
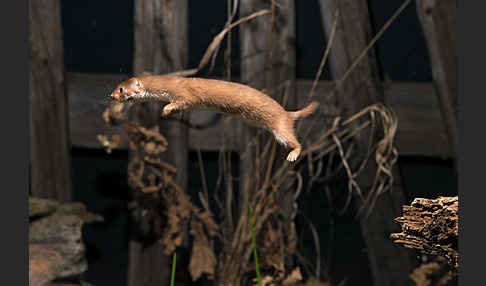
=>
[109,93,119,100]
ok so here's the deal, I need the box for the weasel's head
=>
[109,78,145,103]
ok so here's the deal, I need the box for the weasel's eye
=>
[119,88,124,93]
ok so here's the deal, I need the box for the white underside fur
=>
[272,131,288,146]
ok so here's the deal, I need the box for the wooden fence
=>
[29,0,457,285]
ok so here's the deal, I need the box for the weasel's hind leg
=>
[272,124,302,162]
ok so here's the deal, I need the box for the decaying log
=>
[30,214,85,278]
[391,196,459,270]
[29,244,66,286]
[29,197,103,285]
[29,197,60,218]
[409,257,457,286]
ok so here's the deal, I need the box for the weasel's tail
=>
[289,101,319,120]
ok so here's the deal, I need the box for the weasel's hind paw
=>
[286,149,301,162]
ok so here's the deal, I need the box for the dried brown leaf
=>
[159,188,193,255]
[97,134,123,154]
[259,275,274,286]
[194,209,220,238]
[262,221,284,273]
[282,267,303,285]
[410,259,456,286]
[102,102,126,125]
[188,220,217,281]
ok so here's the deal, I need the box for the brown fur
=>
[109,75,319,161]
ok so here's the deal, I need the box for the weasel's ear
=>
[133,79,143,92]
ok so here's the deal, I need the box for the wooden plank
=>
[67,72,450,158]
[127,1,189,286]
[297,80,450,157]
[416,0,457,164]
[384,81,450,158]
[29,0,72,202]
[318,1,416,285]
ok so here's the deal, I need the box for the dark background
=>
[60,0,456,285]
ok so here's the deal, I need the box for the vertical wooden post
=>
[29,0,72,202]
[416,0,457,165]
[318,1,416,285]
[239,0,297,212]
[127,1,188,286]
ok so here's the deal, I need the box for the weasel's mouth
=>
[122,94,143,103]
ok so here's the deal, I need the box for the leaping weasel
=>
[109,75,318,162]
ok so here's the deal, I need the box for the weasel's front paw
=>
[161,106,173,117]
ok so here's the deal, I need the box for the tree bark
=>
[29,0,72,202]
[416,0,457,166]
[318,1,417,285]
[127,1,189,286]
[391,196,459,270]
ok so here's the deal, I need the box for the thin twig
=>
[309,10,339,100]
[196,148,210,211]
[299,212,322,282]
[249,205,262,286]
[166,9,270,78]
[336,0,411,90]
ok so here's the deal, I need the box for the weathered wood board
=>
[29,0,72,201]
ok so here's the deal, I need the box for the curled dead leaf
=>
[159,188,193,255]
[102,102,127,126]
[254,275,274,286]
[410,258,456,286]
[188,220,217,281]
[142,141,167,155]
[282,267,303,285]
[97,134,123,154]
[262,221,284,273]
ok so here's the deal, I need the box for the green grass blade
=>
[170,252,177,286]
[249,205,262,286]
